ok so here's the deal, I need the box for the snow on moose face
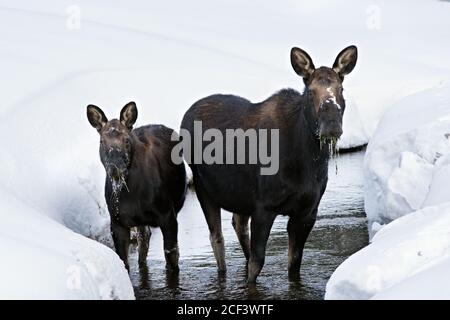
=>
[86,102,138,193]
[290,45,358,141]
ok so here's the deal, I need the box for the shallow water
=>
[130,150,368,300]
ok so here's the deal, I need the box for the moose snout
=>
[103,149,129,181]
[319,120,343,139]
[319,101,343,139]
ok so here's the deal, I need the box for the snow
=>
[0,187,134,299]
[338,96,368,149]
[364,84,450,233]
[326,84,450,299]
[1,0,449,298]
[326,203,450,300]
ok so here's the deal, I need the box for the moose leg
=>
[248,212,276,283]
[111,222,131,271]
[287,210,317,277]
[195,179,226,272]
[232,213,250,261]
[137,226,151,267]
[160,211,180,272]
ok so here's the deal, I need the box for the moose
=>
[87,102,187,271]
[181,45,358,282]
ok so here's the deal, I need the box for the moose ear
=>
[120,101,138,130]
[87,105,108,133]
[291,47,315,80]
[333,45,358,78]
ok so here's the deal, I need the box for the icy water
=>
[130,150,368,300]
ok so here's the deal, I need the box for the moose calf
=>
[87,102,187,271]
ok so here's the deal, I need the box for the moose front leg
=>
[287,209,317,278]
[247,212,277,283]
[111,222,131,271]
[137,226,151,267]
[160,211,180,272]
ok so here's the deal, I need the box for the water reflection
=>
[130,150,368,300]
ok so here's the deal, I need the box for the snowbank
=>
[326,203,450,300]
[364,84,450,234]
[326,84,450,299]
[0,187,134,299]
[338,96,368,149]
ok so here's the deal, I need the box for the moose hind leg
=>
[247,213,276,283]
[195,180,226,272]
[287,211,317,277]
[232,213,250,261]
[111,223,131,271]
[160,211,180,272]
[137,226,151,267]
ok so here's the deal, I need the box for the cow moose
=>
[87,102,187,271]
[180,46,358,283]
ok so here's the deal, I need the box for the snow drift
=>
[324,0,450,300]
[326,202,450,300]
[0,187,134,299]
[326,84,450,299]
[364,84,450,235]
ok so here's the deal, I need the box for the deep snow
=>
[364,84,450,234]
[0,186,134,299]
[326,84,450,299]
[326,202,450,300]
[323,0,450,300]
[1,0,449,298]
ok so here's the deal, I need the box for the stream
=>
[130,150,368,300]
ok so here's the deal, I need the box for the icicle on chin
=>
[111,175,130,195]
[319,136,340,175]
[111,178,123,194]
[329,137,340,175]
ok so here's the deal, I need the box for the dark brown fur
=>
[181,46,358,283]
[87,102,187,271]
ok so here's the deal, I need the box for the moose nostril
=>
[330,126,343,137]
[320,121,343,138]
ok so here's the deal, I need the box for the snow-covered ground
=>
[1,0,449,298]
[325,84,450,299]
[326,202,450,299]
[0,186,134,299]
[364,84,450,233]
